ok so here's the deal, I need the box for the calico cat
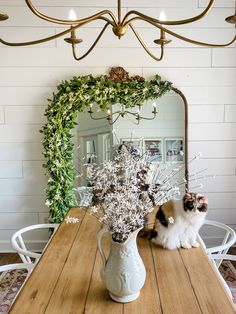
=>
[151,193,208,250]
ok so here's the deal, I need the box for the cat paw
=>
[191,241,199,248]
[181,242,192,249]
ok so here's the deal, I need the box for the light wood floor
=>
[0,253,21,265]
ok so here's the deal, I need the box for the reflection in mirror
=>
[76,91,186,204]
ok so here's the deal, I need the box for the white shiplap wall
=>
[0,0,235,251]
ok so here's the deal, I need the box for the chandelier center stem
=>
[118,0,122,24]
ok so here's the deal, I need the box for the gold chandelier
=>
[0,0,236,61]
[88,102,158,125]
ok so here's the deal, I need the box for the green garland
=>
[41,73,172,223]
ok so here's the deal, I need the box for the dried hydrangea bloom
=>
[86,144,180,243]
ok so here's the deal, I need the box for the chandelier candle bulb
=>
[64,9,82,45]
[159,11,167,22]
[106,109,112,121]
[88,103,93,113]
[68,9,77,21]
[154,11,172,46]
[152,102,157,114]
[159,11,168,43]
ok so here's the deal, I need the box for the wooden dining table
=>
[9,207,236,314]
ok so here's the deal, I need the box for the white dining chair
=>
[11,224,59,264]
[198,220,236,301]
[208,254,236,300]
[0,263,34,309]
[199,219,236,268]
[0,263,33,275]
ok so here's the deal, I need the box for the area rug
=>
[220,261,236,304]
[0,269,27,314]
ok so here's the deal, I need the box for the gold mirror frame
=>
[171,86,189,191]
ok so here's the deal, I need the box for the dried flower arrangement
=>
[86,143,180,243]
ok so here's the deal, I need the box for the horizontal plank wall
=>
[0,0,235,250]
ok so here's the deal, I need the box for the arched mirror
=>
[77,88,188,189]
[42,67,188,222]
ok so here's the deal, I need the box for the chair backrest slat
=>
[17,234,33,263]
[11,224,59,265]
[203,220,236,255]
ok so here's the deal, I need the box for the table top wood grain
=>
[9,207,236,314]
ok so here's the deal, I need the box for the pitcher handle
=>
[97,227,109,268]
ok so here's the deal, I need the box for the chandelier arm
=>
[112,112,121,124]
[98,16,116,26]
[123,111,138,117]
[0,25,81,46]
[129,23,164,61]
[89,114,109,120]
[130,17,236,48]
[111,113,122,125]
[126,114,140,125]
[124,110,141,117]
[72,22,110,61]
[165,26,236,47]
[90,110,124,120]
[112,110,125,115]
[0,18,112,47]
[25,0,117,26]
[136,116,156,120]
[125,110,156,120]
[122,0,215,26]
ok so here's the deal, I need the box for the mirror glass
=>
[75,91,185,199]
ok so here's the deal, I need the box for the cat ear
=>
[184,192,191,200]
[198,194,208,204]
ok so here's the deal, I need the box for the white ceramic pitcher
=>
[97,227,146,303]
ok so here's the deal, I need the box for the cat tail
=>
[138,227,157,240]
